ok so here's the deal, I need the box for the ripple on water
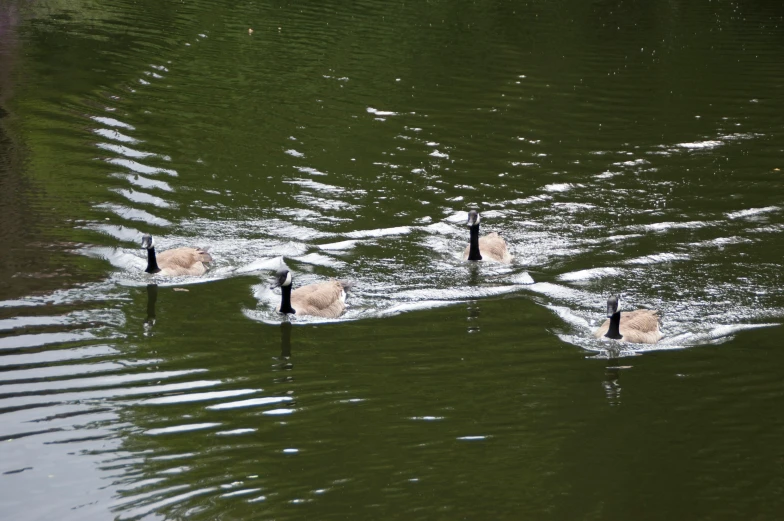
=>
[558,267,621,282]
[95,203,172,227]
[726,206,780,220]
[106,158,177,176]
[110,188,174,208]
[206,396,293,410]
[91,116,135,130]
[97,142,158,159]
[93,127,140,144]
[110,173,173,192]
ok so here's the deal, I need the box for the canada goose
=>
[593,294,663,344]
[272,268,350,318]
[462,210,512,263]
[141,233,213,276]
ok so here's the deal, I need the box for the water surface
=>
[1,0,784,519]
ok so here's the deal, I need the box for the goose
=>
[462,210,512,263]
[593,294,663,344]
[272,267,350,318]
[141,233,213,276]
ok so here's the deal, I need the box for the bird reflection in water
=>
[602,365,632,406]
[466,301,481,334]
[144,283,157,336]
[276,321,294,377]
[467,262,481,287]
[465,262,482,333]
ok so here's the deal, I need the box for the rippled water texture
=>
[1,0,784,519]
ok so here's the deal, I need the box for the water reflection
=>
[144,283,157,336]
[602,365,624,406]
[270,320,295,384]
[466,301,481,334]
[0,3,19,111]
[467,263,482,287]
[278,322,293,372]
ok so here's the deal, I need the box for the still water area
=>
[1,0,783,519]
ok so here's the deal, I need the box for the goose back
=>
[593,309,663,344]
[156,247,213,276]
[462,232,512,263]
[288,280,347,318]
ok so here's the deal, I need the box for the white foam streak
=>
[318,240,359,250]
[624,253,690,265]
[141,389,259,405]
[92,116,135,129]
[345,226,411,238]
[677,140,723,150]
[367,107,398,116]
[726,206,779,220]
[93,128,140,144]
[542,183,579,193]
[97,143,156,159]
[106,158,177,176]
[559,267,621,282]
[207,396,293,410]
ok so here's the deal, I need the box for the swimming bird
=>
[462,210,512,263]
[141,233,213,276]
[593,294,663,344]
[272,267,350,318]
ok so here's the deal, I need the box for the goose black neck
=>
[468,224,482,261]
[604,311,623,340]
[279,285,296,314]
[145,248,161,274]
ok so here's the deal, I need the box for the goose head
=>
[466,210,481,227]
[606,294,621,317]
[273,268,293,288]
[141,233,155,250]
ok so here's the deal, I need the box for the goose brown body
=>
[155,248,213,276]
[287,280,347,318]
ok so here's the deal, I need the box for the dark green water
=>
[1,0,784,519]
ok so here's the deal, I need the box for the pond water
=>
[1,0,783,519]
